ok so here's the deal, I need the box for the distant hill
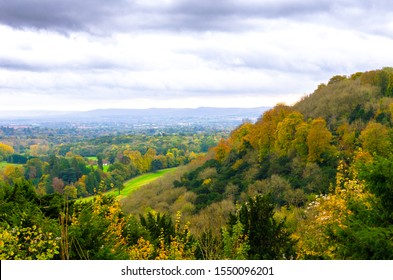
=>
[1,107,269,119]
[74,107,269,118]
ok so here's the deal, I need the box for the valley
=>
[2,68,393,260]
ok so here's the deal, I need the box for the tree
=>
[25,158,46,182]
[0,142,14,161]
[328,75,347,85]
[222,220,250,260]
[3,165,24,183]
[229,122,253,154]
[228,194,296,259]
[214,139,231,163]
[250,104,293,161]
[97,153,104,170]
[307,118,335,163]
[359,122,392,157]
[151,158,163,171]
[291,122,310,159]
[52,177,65,194]
[29,144,49,157]
[274,112,304,157]
[336,122,356,158]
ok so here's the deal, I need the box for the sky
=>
[1,0,393,112]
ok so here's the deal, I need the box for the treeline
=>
[0,133,221,198]
[0,125,226,155]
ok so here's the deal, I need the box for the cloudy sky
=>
[1,0,393,112]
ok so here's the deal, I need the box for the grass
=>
[86,157,110,172]
[0,161,8,169]
[90,164,110,172]
[78,168,176,202]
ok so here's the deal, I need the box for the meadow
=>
[79,168,176,202]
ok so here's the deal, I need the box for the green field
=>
[78,168,176,202]
[0,161,8,169]
[87,156,98,161]
[91,164,110,172]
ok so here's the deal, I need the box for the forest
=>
[1,67,393,260]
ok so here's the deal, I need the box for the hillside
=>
[294,67,393,128]
[122,67,393,259]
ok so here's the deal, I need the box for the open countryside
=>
[2,69,393,260]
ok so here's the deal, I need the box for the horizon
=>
[0,106,270,120]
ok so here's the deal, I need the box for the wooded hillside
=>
[2,68,393,260]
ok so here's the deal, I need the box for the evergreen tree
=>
[228,194,296,259]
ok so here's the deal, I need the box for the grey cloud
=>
[0,0,387,34]
[0,0,131,33]
[0,56,123,72]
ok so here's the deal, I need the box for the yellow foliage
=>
[231,159,244,171]
[3,165,24,182]
[274,112,304,156]
[202,178,212,185]
[295,161,372,259]
[0,142,14,158]
[129,237,154,260]
[307,118,335,163]
[0,225,59,260]
[214,139,231,163]
[155,212,196,260]
[359,122,392,157]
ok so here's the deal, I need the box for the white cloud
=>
[0,1,393,111]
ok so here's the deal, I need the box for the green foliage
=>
[228,194,296,259]
[0,225,59,260]
[359,122,392,157]
[139,212,175,247]
[0,179,63,260]
[222,220,250,260]
[67,194,130,259]
[335,222,393,259]
[0,179,42,227]
[359,156,393,218]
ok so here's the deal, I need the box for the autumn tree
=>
[336,122,356,158]
[29,144,49,157]
[274,112,304,157]
[250,104,293,161]
[359,122,392,157]
[52,177,65,194]
[228,122,253,154]
[291,122,310,159]
[2,165,24,184]
[214,139,231,163]
[306,118,336,163]
[0,142,14,161]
